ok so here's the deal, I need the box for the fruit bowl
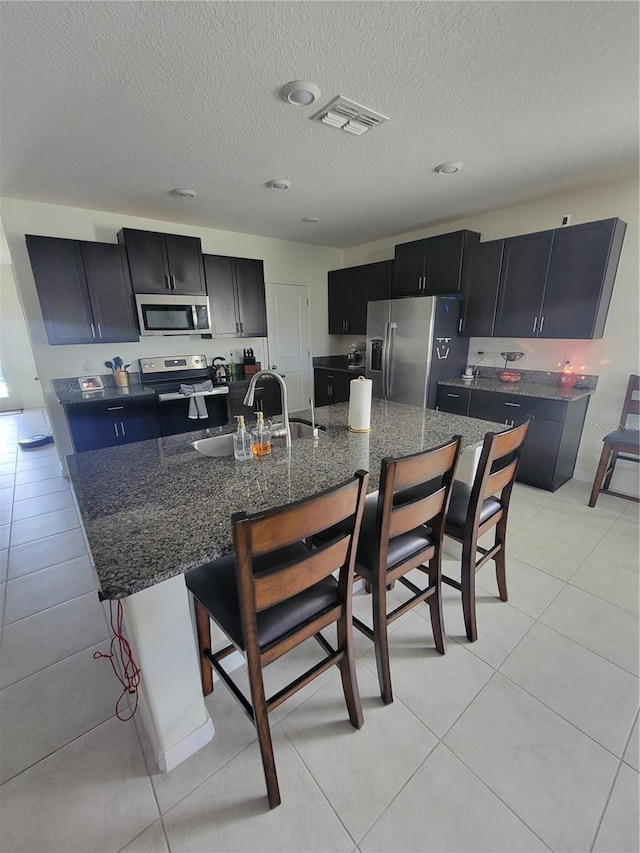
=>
[498,370,522,383]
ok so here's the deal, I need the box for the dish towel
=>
[180,381,213,419]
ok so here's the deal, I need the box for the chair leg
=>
[494,544,508,602]
[372,579,393,704]
[245,657,281,809]
[602,450,619,491]
[589,443,611,507]
[426,557,446,655]
[336,610,364,729]
[194,601,214,696]
[460,543,478,642]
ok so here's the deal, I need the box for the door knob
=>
[271,364,278,369]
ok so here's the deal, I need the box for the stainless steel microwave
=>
[135,293,212,336]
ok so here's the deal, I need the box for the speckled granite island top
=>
[67,400,504,599]
[438,376,595,402]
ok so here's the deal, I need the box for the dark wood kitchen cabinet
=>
[328,260,392,335]
[459,239,505,337]
[65,397,160,452]
[314,368,353,406]
[493,219,626,339]
[26,236,139,345]
[203,254,267,337]
[437,383,590,491]
[118,228,206,295]
[392,230,480,298]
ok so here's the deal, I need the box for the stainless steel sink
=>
[192,421,317,458]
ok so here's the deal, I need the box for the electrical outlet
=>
[561,214,571,226]
[563,352,573,367]
[476,350,485,358]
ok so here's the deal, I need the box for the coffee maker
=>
[347,342,365,368]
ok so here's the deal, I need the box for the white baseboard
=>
[157,715,215,773]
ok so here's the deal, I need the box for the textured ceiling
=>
[0,1,638,248]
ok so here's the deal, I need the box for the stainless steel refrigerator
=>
[366,296,469,409]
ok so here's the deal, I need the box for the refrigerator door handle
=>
[381,321,390,397]
[385,322,397,397]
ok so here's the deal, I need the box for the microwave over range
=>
[135,293,212,336]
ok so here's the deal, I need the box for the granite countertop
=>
[438,375,596,402]
[54,383,158,405]
[67,399,503,599]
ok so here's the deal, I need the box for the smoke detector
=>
[280,81,321,106]
[312,97,389,136]
[170,188,197,198]
[266,179,291,191]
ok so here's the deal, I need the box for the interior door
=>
[265,283,311,413]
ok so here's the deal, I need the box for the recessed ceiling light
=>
[266,179,291,190]
[170,188,197,198]
[302,216,320,223]
[280,81,321,106]
[435,162,463,175]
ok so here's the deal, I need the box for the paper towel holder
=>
[348,375,372,433]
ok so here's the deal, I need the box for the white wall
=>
[0,198,344,460]
[343,178,640,486]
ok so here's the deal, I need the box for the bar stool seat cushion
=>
[446,481,502,530]
[186,542,338,652]
[602,428,640,448]
[355,493,434,580]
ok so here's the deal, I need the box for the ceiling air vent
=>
[311,97,389,136]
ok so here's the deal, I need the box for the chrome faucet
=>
[243,370,291,447]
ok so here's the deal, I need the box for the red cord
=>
[94,600,141,721]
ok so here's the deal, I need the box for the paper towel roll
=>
[348,376,372,433]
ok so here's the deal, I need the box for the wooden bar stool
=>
[443,420,530,642]
[185,471,368,810]
[589,374,640,507]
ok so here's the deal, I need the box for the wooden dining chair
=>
[589,374,640,507]
[185,470,369,810]
[352,437,462,705]
[442,420,530,643]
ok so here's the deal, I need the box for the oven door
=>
[136,294,212,336]
[157,390,229,436]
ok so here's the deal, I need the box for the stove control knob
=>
[149,362,155,368]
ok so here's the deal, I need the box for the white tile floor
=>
[0,409,638,853]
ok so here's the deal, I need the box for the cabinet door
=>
[346,267,370,335]
[424,231,468,294]
[66,400,159,452]
[80,243,139,343]
[118,229,170,293]
[204,255,239,335]
[235,258,267,337]
[460,240,504,336]
[517,418,564,489]
[539,219,626,339]
[328,269,351,334]
[26,236,96,345]
[368,260,393,302]
[314,371,332,407]
[121,408,161,444]
[392,240,426,296]
[436,385,471,416]
[494,231,553,337]
[164,234,206,295]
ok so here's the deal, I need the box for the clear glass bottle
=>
[233,415,252,461]
[251,411,272,458]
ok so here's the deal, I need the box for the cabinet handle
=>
[423,276,427,291]
[326,374,334,379]
[458,318,463,332]
[532,316,538,333]
[97,323,102,338]
[446,393,460,398]
[239,321,244,332]
[539,315,545,333]
[504,402,521,407]
[107,406,124,411]
[113,422,119,437]
[120,421,126,436]
[236,322,240,333]
[165,275,170,290]
[90,323,96,339]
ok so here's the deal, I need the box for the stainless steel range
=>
[140,354,229,436]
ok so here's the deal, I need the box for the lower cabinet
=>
[314,369,353,406]
[436,384,590,491]
[65,398,160,453]
[227,380,282,422]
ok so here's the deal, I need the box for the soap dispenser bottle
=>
[233,415,252,461]
[251,411,271,458]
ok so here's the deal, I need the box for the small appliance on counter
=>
[347,342,365,369]
[212,356,230,384]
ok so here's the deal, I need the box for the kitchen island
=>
[67,399,504,772]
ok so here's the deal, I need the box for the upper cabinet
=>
[392,230,480,297]
[493,219,626,339]
[459,239,505,337]
[203,254,267,337]
[328,260,392,335]
[118,228,206,295]
[26,235,139,345]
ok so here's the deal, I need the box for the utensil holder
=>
[113,371,130,389]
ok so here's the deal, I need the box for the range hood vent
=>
[311,96,389,136]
